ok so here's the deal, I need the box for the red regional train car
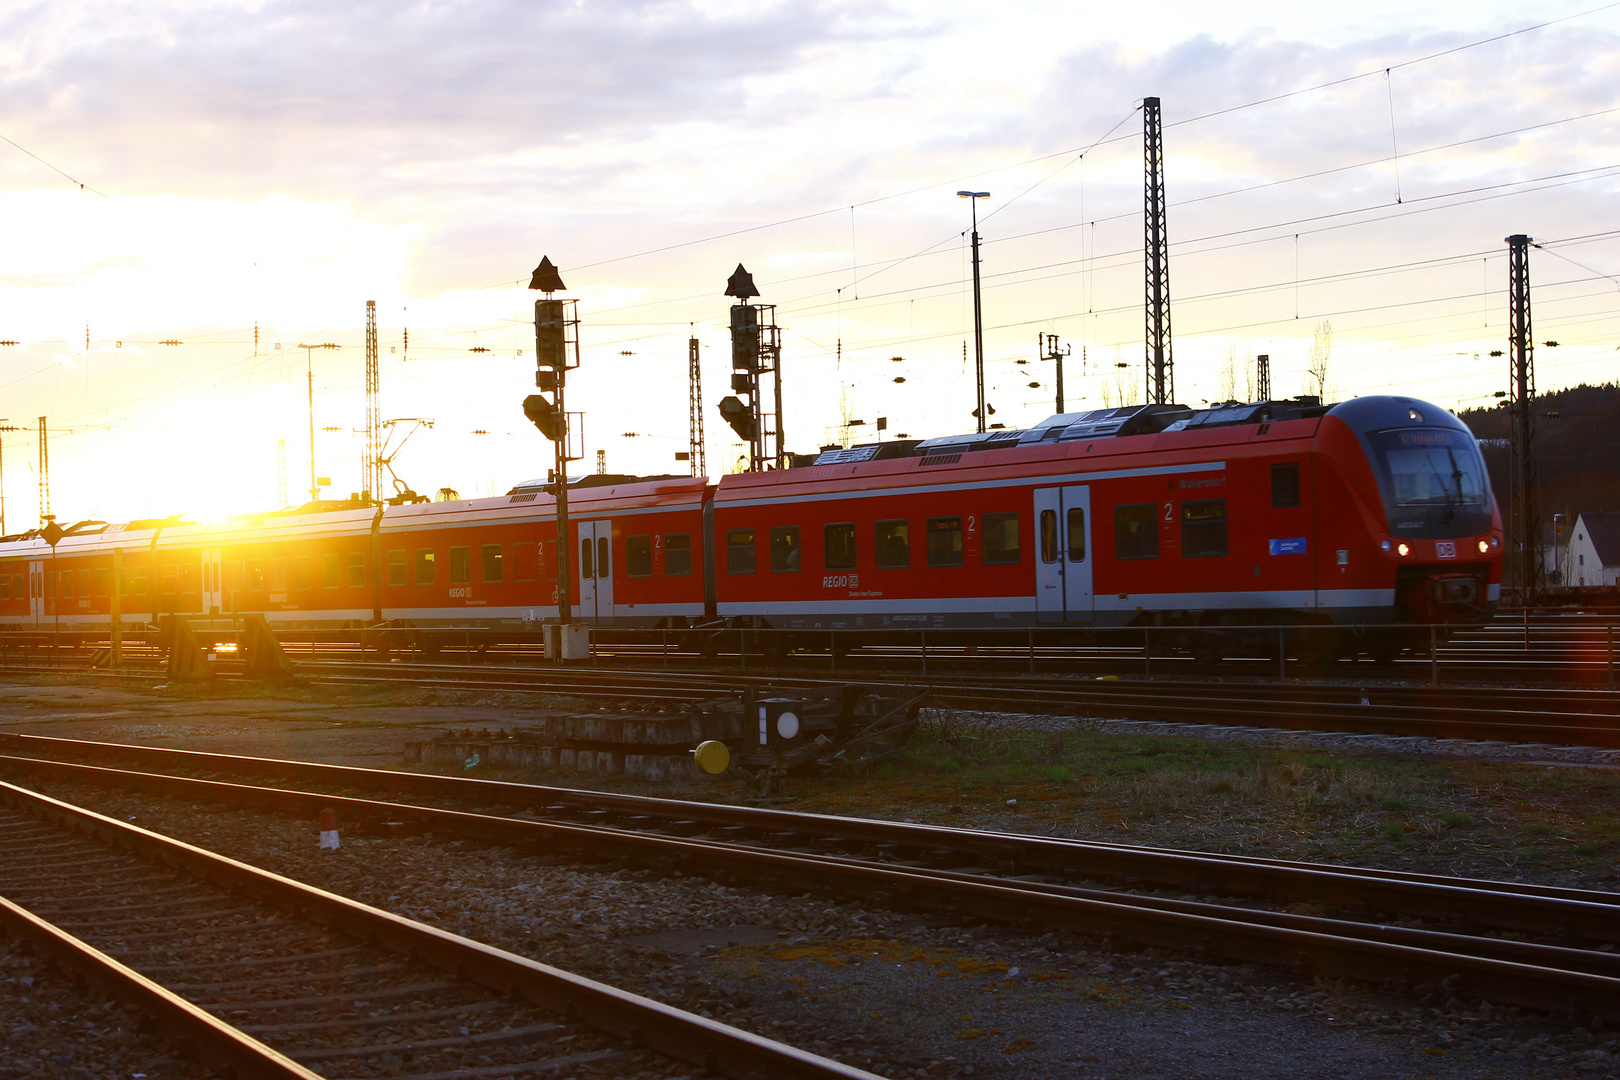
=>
[0,476,709,645]
[0,394,1500,658]
[705,394,1500,656]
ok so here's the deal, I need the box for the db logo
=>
[1435,541,1457,559]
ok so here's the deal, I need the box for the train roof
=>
[0,474,710,558]
[806,396,1330,467]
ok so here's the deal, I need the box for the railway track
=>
[5,735,1620,1029]
[0,770,874,1080]
[3,645,1618,746]
[4,610,1617,687]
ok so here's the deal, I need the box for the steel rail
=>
[6,746,1620,1023]
[0,894,323,1080]
[1,730,1611,915]
[197,656,1620,745]
[0,777,875,1080]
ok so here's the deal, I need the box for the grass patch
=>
[776,708,1620,883]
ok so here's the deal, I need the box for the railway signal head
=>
[535,299,566,369]
[718,396,756,441]
[730,303,760,372]
[522,394,565,442]
[725,263,759,300]
[757,699,804,748]
[528,257,566,293]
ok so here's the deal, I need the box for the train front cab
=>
[1314,396,1502,648]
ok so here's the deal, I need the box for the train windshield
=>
[1371,428,1488,513]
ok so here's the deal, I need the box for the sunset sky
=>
[2,0,1617,526]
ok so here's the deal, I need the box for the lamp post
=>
[958,191,990,432]
[0,420,18,536]
[300,343,339,502]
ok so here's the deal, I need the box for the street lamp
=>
[299,343,340,501]
[958,191,990,432]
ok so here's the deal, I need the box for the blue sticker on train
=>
[1269,537,1307,555]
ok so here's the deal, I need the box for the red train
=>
[0,394,1500,658]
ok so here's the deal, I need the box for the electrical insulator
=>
[535,299,566,369]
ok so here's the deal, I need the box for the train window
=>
[161,564,178,595]
[1181,500,1228,557]
[626,535,652,577]
[982,513,1020,565]
[247,561,264,591]
[386,550,407,586]
[269,558,287,592]
[1114,504,1159,560]
[449,547,471,584]
[45,572,56,599]
[96,567,110,597]
[926,517,964,567]
[1272,463,1301,508]
[415,549,436,585]
[727,529,757,574]
[770,527,801,573]
[322,553,341,588]
[61,571,75,599]
[224,562,243,593]
[875,520,910,569]
[664,533,692,577]
[292,557,311,591]
[1066,508,1086,562]
[482,544,504,583]
[514,542,538,582]
[347,552,365,588]
[597,537,609,579]
[580,538,594,579]
[0,575,7,601]
[824,523,857,570]
[1039,510,1059,563]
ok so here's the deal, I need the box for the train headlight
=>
[1380,540,1392,552]
[1490,536,1500,549]
[1397,543,1411,557]
[1477,540,1490,554]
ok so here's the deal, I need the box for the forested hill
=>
[1456,382,1620,518]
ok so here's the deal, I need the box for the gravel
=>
[0,944,213,1080]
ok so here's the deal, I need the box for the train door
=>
[28,559,44,625]
[202,548,222,616]
[576,520,614,621]
[1033,485,1093,623]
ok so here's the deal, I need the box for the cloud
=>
[0,0,888,200]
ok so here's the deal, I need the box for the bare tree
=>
[1304,320,1334,400]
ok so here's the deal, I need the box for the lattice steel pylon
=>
[1143,96,1173,406]
[1256,354,1271,402]
[688,336,706,477]
[1506,233,1539,602]
[363,300,381,503]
